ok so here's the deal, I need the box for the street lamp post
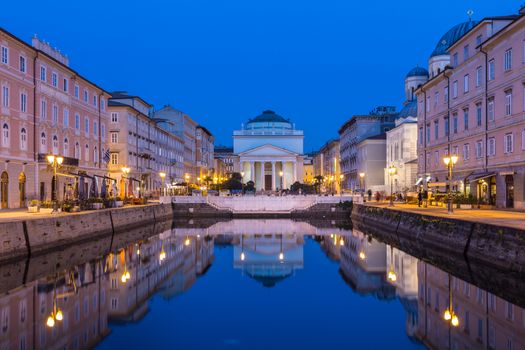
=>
[359,172,365,199]
[330,175,335,194]
[47,155,64,213]
[443,155,459,214]
[159,172,166,196]
[339,174,344,196]
[185,174,190,195]
[122,167,130,201]
[388,165,397,207]
[279,170,284,190]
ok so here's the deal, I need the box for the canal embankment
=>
[351,203,525,274]
[0,203,174,263]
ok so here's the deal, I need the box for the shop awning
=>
[467,172,495,182]
[428,182,447,187]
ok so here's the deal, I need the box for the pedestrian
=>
[417,191,422,207]
[367,189,372,202]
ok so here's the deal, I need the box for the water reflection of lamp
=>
[279,234,284,261]
[184,236,191,246]
[46,278,64,328]
[121,252,130,283]
[159,244,166,262]
[359,251,366,260]
[443,274,459,327]
[240,234,246,261]
[387,245,397,283]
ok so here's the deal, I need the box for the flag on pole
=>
[103,149,111,163]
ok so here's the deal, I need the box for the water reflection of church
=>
[233,234,304,287]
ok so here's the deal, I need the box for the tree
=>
[314,175,324,194]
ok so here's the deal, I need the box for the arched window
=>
[93,146,98,164]
[20,128,27,151]
[75,142,80,160]
[52,135,58,154]
[40,132,46,153]
[2,124,9,147]
[63,138,69,156]
[85,144,89,162]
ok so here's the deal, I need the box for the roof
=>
[247,110,290,124]
[214,146,233,153]
[0,27,110,96]
[397,100,418,120]
[364,133,387,141]
[196,125,213,137]
[110,91,152,107]
[430,20,479,58]
[406,66,429,78]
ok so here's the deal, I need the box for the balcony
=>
[38,153,79,167]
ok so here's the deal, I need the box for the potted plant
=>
[88,197,104,210]
[28,199,40,213]
[115,196,124,207]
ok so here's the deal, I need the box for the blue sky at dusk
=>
[0,0,519,151]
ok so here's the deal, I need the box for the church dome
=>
[406,66,429,78]
[245,110,293,131]
[430,20,479,58]
[397,100,418,120]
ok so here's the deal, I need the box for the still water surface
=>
[1,219,524,349]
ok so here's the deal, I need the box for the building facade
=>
[417,10,525,208]
[214,146,234,178]
[313,139,341,193]
[339,106,396,192]
[195,125,214,180]
[356,134,387,193]
[233,110,304,191]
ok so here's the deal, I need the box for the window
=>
[40,65,46,81]
[20,93,27,113]
[522,129,525,150]
[444,86,448,103]
[52,135,58,154]
[93,121,97,138]
[463,144,470,160]
[75,142,80,159]
[100,97,105,111]
[453,145,459,156]
[1,307,8,333]
[426,96,430,112]
[93,146,98,164]
[452,52,458,67]
[101,124,105,141]
[85,144,89,162]
[506,302,514,320]
[476,140,482,158]
[504,49,512,71]
[1,46,8,64]
[74,84,79,98]
[434,120,439,139]
[426,124,430,144]
[453,113,458,134]
[51,72,58,87]
[75,113,80,130]
[84,117,89,136]
[2,86,9,108]
[488,59,495,80]
[488,137,496,156]
[111,132,118,143]
[52,104,58,124]
[1,124,9,147]
[83,90,88,102]
[505,90,513,116]
[63,78,68,92]
[444,117,449,136]
[63,138,69,156]
[488,98,495,121]
[476,66,482,87]
[463,109,469,130]
[40,133,46,153]
[63,108,69,127]
[464,74,469,93]
[419,127,423,145]
[464,45,469,61]
[19,56,26,73]
[92,95,97,107]
[476,103,482,126]
[20,128,27,151]
[476,34,483,46]
[111,112,118,123]
[110,153,118,165]
[452,80,458,98]
[504,133,514,153]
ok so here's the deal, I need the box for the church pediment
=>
[239,144,298,157]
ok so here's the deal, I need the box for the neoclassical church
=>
[233,110,304,190]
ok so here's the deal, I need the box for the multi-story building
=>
[356,134,387,193]
[302,153,314,184]
[214,145,234,178]
[195,125,214,181]
[417,9,525,208]
[339,106,396,192]
[107,93,184,198]
[0,29,112,208]
[154,105,203,182]
[314,139,341,193]
[385,67,428,194]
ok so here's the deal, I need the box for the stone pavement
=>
[363,201,525,230]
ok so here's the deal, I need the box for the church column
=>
[260,161,266,191]
[293,160,297,183]
[271,161,276,191]
[250,161,255,182]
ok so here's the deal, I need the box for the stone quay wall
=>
[351,204,525,274]
[0,203,174,263]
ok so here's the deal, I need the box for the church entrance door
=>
[265,175,272,191]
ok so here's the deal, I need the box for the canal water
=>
[1,219,524,349]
